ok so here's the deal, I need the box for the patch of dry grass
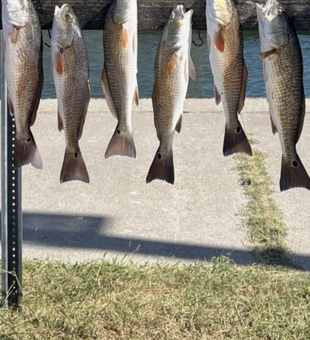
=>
[235,144,298,268]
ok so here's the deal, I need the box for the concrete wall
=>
[0,0,309,30]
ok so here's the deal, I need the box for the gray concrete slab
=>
[1,99,254,265]
[1,98,310,268]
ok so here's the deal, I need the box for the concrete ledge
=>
[0,1,309,30]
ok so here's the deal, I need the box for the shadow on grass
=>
[0,335,14,340]
[0,212,309,270]
[256,247,303,270]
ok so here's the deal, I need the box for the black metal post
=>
[1,32,23,309]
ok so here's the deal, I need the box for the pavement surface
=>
[1,98,310,269]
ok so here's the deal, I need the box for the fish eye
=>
[278,8,282,14]
[65,13,71,21]
[292,161,298,168]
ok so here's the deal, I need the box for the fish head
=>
[163,5,193,48]
[52,4,81,49]
[2,0,29,27]
[206,0,235,27]
[112,0,136,25]
[256,0,290,50]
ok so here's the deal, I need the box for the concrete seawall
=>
[0,98,309,269]
[0,1,309,30]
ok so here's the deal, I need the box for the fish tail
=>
[105,126,136,159]
[223,123,252,157]
[280,155,310,191]
[146,149,174,185]
[60,148,89,184]
[14,132,43,169]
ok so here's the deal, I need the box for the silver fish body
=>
[256,0,310,191]
[102,0,139,158]
[2,0,43,168]
[51,4,90,183]
[206,0,252,157]
[146,5,196,184]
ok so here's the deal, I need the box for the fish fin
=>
[184,60,189,82]
[207,33,211,55]
[214,29,225,52]
[60,148,89,184]
[146,149,174,185]
[121,24,129,49]
[263,61,268,82]
[58,111,64,131]
[78,81,90,140]
[238,63,248,113]
[14,132,43,169]
[270,115,278,135]
[102,67,118,119]
[167,52,180,74]
[3,39,6,63]
[223,124,252,157]
[55,50,63,75]
[10,26,19,44]
[296,94,305,143]
[134,85,139,106]
[259,49,277,59]
[280,156,310,192]
[215,86,221,105]
[8,96,14,115]
[175,115,182,133]
[133,31,137,56]
[30,52,44,126]
[189,57,196,81]
[105,126,136,159]
[152,89,160,139]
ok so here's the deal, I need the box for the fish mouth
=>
[256,0,282,19]
[6,1,24,13]
[173,5,185,20]
[54,4,70,20]
[172,5,193,25]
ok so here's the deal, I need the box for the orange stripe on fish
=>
[55,50,63,75]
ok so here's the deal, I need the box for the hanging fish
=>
[256,0,310,191]
[51,4,90,183]
[206,0,252,157]
[2,0,43,169]
[102,0,139,158]
[146,5,196,184]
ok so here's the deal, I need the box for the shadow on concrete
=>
[1,212,309,270]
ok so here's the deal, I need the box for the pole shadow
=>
[0,212,310,270]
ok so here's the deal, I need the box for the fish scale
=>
[206,0,252,157]
[153,46,186,152]
[102,0,138,159]
[2,0,43,169]
[264,46,303,160]
[52,4,90,183]
[103,23,136,131]
[57,39,89,152]
[221,29,244,125]
[146,5,195,184]
[256,0,310,191]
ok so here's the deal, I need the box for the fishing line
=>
[96,0,104,8]
[192,30,204,47]
[44,30,51,48]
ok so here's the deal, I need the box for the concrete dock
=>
[1,1,309,31]
[1,98,310,269]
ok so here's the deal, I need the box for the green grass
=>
[1,258,310,339]
[234,142,298,268]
